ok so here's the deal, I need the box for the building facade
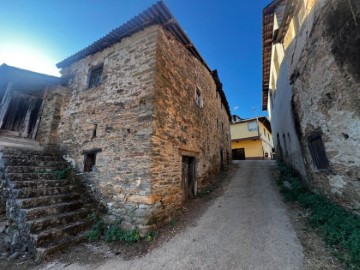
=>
[231,116,273,160]
[35,2,231,229]
[263,0,360,211]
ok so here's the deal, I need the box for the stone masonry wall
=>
[150,27,232,222]
[36,87,66,147]
[279,0,360,211]
[56,26,159,228]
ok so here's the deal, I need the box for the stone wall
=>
[150,27,231,222]
[36,87,66,147]
[56,25,159,227]
[271,0,360,211]
[50,24,231,228]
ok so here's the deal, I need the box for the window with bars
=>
[88,65,103,88]
[307,133,330,170]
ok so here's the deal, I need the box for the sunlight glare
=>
[0,43,60,77]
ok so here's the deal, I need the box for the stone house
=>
[0,1,231,257]
[262,0,360,211]
[51,1,231,229]
[230,116,273,160]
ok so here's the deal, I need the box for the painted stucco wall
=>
[232,140,262,159]
[231,121,258,140]
[258,121,274,159]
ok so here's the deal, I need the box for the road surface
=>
[42,160,304,270]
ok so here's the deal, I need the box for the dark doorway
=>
[0,91,42,138]
[232,148,245,160]
[84,153,96,172]
[182,156,196,202]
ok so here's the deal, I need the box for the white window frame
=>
[247,121,257,132]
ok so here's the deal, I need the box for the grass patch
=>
[277,161,360,269]
[85,215,141,244]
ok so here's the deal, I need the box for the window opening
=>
[307,133,330,170]
[195,88,203,108]
[92,124,97,138]
[248,121,257,131]
[88,65,103,88]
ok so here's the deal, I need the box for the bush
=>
[86,219,106,241]
[86,218,140,243]
[276,161,360,269]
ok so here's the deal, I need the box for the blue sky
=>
[0,0,270,118]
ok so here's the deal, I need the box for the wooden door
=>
[182,156,196,202]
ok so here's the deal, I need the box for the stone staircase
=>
[1,146,91,260]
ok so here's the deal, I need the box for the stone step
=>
[4,159,65,167]
[0,136,43,152]
[17,186,78,199]
[18,193,80,209]
[34,220,89,247]
[29,209,89,233]
[12,179,70,189]
[6,166,64,174]
[24,201,83,221]
[8,173,59,181]
[35,234,85,262]
[3,155,61,163]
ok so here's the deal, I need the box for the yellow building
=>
[230,116,274,160]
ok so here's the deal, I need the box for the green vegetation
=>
[277,161,360,269]
[85,215,141,243]
[145,230,157,242]
[85,213,106,240]
[168,218,178,228]
[104,224,140,243]
[51,166,74,180]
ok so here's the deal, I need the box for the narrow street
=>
[43,160,304,270]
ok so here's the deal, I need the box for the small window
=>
[307,132,330,170]
[88,65,103,88]
[247,121,257,132]
[195,88,203,108]
[92,124,97,139]
[221,122,224,131]
[84,153,96,172]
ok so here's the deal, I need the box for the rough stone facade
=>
[263,0,360,211]
[39,23,231,229]
[150,28,231,222]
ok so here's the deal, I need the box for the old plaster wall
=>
[273,0,360,211]
[292,0,360,211]
[56,25,159,227]
[150,28,231,222]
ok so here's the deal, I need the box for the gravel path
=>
[42,160,304,270]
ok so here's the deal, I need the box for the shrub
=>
[86,218,140,243]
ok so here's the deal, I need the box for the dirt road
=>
[41,160,304,270]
